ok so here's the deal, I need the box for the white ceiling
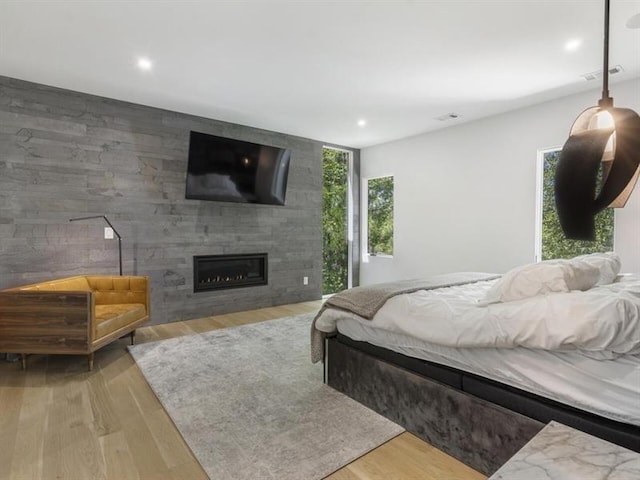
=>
[1,1,639,148]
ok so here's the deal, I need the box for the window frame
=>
[534,148,557,262]
[362,174,394,260]
[535,147,615,262]
[322,146,355,291]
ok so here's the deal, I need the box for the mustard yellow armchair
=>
[0,275,150,370]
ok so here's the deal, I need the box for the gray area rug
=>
[129,313,404,480]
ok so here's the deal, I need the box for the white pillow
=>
[481,259,599,305]
[563,259,603,290]
[569,252,621,285]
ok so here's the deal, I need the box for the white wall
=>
[360,78,640,284]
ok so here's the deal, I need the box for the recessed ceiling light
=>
[357,119,367,127]
[137,57,153,71]
[627,13,640,29]
[564,39,582,52]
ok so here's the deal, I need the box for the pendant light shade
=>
[555,0,640,240]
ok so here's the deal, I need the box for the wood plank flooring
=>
[0,301,486,480]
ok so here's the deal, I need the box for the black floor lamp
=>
[69,215,123,276]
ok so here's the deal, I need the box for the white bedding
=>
[315,274,640,359]
[315,274,640,426]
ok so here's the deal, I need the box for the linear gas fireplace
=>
[193,253,268,293]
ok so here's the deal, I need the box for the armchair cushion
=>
[87,276,148,306]
[95,303,147,339]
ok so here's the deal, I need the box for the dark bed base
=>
[326,334,640,476]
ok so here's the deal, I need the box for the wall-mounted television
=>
[185,131,291,205]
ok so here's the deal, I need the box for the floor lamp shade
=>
[555,106,640,240]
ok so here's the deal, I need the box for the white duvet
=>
[315,274,640,359]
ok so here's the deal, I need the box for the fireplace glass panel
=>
[193,253,267,292]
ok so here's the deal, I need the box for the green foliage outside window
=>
[368,176,394,256]
[541,150,614,260]
[322,149,349,295]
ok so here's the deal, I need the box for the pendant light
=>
[554,0,640,240]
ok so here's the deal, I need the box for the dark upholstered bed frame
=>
[326,333,640,476]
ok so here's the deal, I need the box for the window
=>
[322,147,353,295]
[366,175,394,256]
[536,149,614,261]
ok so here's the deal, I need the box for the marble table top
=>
[489,421,640,480]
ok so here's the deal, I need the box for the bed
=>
[311,253,640,475]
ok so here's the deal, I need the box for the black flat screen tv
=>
[185,131,291,205]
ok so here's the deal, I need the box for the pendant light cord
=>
[600,0,613,107]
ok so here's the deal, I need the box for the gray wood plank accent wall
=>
[0,76,354,324]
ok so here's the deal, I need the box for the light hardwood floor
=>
[0,301,486,480]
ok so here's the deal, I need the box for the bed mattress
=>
[336,317,640,426]
[316,274,640,427]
